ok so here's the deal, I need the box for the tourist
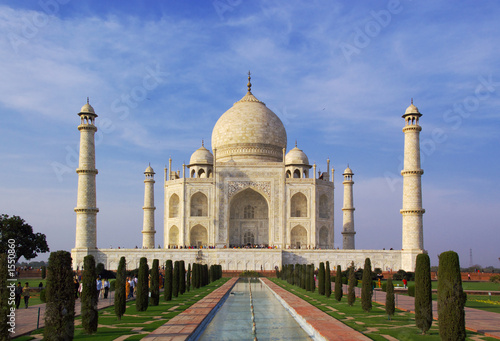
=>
[23,282,30,309]
[103,279,110,299]
[126,277,131,298]
[128,277,135,298]
[15,282,22,309]
[96,277,102,299]
[403,278,407,289]
[74,278,79,299]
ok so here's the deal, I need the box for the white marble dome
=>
[211,90,287,162]
[80,102,95,114]
[285,145,309,165]
[189,144,213,165]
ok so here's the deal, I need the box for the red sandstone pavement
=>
[351,285,500,340]
[143,277,239,341]
[262,278,371,340]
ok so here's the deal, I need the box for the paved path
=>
[348,285,500,339]
[143,277,238,341]
[263,278,370,340]
[12,292,118,338]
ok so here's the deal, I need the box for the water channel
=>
[197,279,313,341]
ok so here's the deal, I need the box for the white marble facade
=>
[72,76,425,271]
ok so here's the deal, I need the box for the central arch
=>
[291,225,307,249]
[229,188,269,246]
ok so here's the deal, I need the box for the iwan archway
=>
[229,188,269,247]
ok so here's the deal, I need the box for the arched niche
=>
[291,192,307,217]
[190,192,208,217]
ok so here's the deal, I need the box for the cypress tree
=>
[361,258,373,312]
[302,265,307,290]
[438,251,467,341]
[386,277,395,319]
[415,253,432,334]
[172,261,179,297]
[310,265,316,293]
[325,261,332,298]
[43,251,75,340]
[179,261,186,295]
[0,254,9,341]
[294,264,300,287]
[347,265,356,306]
[335,265,343,302]
[41,265,46,280]
[305,265,311,291]
[186,263,191,292]
[150,259,160,306]
[164,260,172,301]
[192,263,198,289]
[203,264,209,286]
[114,256,126,319]
[81,255,98,334]
[136,257,149,311]
[318,262,325,295]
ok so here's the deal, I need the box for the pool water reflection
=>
[198,279,312,341]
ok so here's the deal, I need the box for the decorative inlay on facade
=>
[74,208,99,213]
[401,170,424,175]
[227,181,271,200]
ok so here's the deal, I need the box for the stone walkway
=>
[143,277,238,340]
[12,292,118,338]
[350,285,500,339]
[263,278,370,340]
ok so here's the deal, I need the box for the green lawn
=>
[16,278,229,340]
[430,294,500,314]
[375,279,500,291]
[271,278,496,341]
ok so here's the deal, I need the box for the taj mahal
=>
[71,74,425,272]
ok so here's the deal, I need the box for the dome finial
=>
[247,71,252,93]
[295,140,297,147]
[411,98,413,105]
[202,139,204,147]
[87,97,89,104]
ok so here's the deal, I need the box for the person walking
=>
[96,277,102,300]
[403,278,407,289]
[15,282,22,309]
[103,278,110,299]
[22,282,30,309]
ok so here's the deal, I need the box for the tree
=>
[305,265,311,291]
[347,265,356,306]
[361,258,373,312]
[41,266,46,280]
[294,264,300,287]
[43,251,75,340]
[179,261,186,295]
[325,261,332,298]
[150,259,160,306]
[385,277,395,320]
[0,214,49,263]
[164,260,172,301]
[310,265,315,293]
[81,255,98,334]
[301,264,307,290]
[136,257,149,311]
[438,251,467,341]
[172,261,179,297]
[415,253,432,334]
[114,257,126,320]
[0,254,10,341]
[318,262,325,295]
[335,265,343,302]
[186,263,191,292]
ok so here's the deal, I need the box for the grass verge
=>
[16,278,229,340]
[270,278,496,340]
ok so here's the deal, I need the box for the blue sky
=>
[1,0,499,267]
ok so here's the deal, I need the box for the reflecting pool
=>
[198,279,312,341]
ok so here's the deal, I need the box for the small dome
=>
[189,144,213,165]
[403,100,421,117]
[285,145,309,165]
[343,166,353,175]
[145,165,155,174]
[80,102,95,114]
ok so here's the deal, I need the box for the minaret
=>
[342,165,356,249]
[401,100,425,255]
[142,164,156,248]
[74,99,99,249]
